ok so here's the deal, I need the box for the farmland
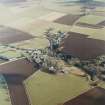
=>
[0,0,105,105]
[24,71,90,105]
[77,15,105,25]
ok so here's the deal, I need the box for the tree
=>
[44,28,55,51]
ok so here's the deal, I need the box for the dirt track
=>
[63,87,105,105]
[60,32,105,60]
[0,59,35,105]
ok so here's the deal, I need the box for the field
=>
[11,38,49,49]
[0,58,35,105]
[24,71,90,105]
[0,75,11,105]
[0,26,34,44]
[0,0,105,105]
[0,45,22,60]
[63,87,105,105]
[77,15,105,25]
[60,31,105,59]
[71,25,105,40]
[10,19,71,38]
[0,50,22,59]
[54,14,82,26]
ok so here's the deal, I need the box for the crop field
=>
[60,31,105,59]
[0,50,22,59]
[0,26,34,44]
[0,0,105,105]
[0,46,9,53]
[11,38,49,49]
[77,15,105,25]
[63,87,105,105]
[54,14,82,26]
[71,25,105,40]
[0,45,22,60]
[13,19,71,38]
[24,71,90,105]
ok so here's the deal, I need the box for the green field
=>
[0,45,22,60]
[0,50,22,59]
[71,25,105,40]
[24,71,90,105]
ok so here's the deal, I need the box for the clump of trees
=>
[73,55,105,81]
[44,28,67,57]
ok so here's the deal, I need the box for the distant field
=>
[24,71,90,105]
[0,45,22,60]
[71,25,105,40]
[12,38,49,49]
[54,14,81,26]
[15,20,71,37]
[0,50,22,59]
[77,15,105,25]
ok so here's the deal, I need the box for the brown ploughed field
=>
[0,26,34,44]
[60,32,105,60]
[63,87,105,105]
[54,14,82,26]
[0,58,35,105]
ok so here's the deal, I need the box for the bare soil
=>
[60,32,105,60]
[0,58,35,76]
[63,87,105,105]
[54,14,82,26]
[0,58,35,105]
[4,74,29,105]
[0,26,34,44]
